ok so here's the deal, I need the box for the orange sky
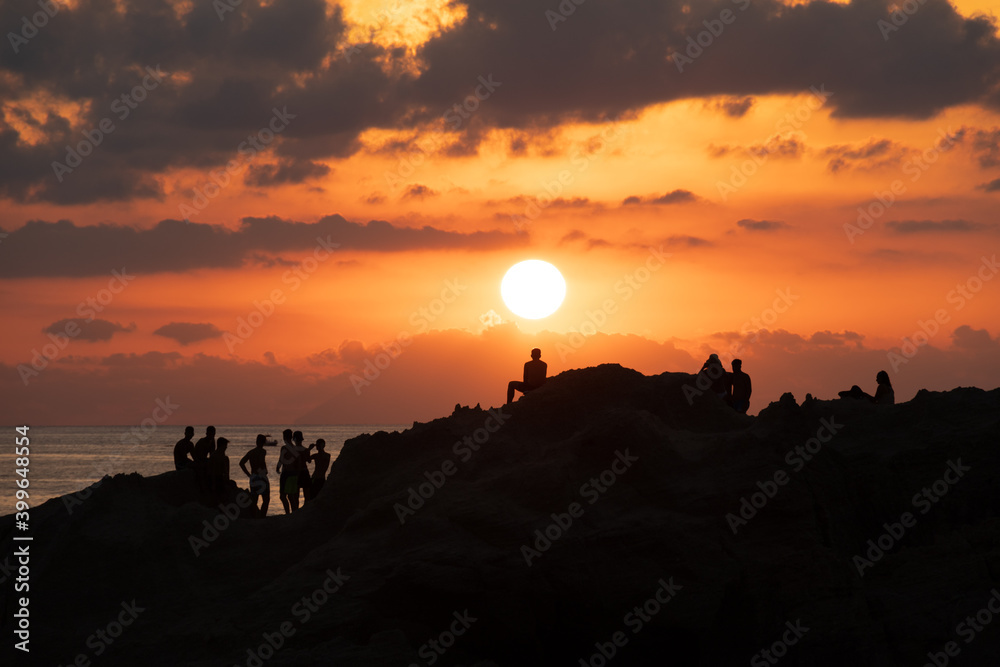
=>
[2,0,999,425]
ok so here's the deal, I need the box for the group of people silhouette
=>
[173,426,331,514]
[504,347,894,414]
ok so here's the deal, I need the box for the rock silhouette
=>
[2,364,999,665]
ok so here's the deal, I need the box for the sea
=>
[1,424,406,517]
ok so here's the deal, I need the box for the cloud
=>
[970,128,1000,168]
[153,322,224,346]
[0,215,527,278]
[736,219,791,232]
[3,0,999,203]
[622,189,699,206]
[243,158,331,187]
[402,184,439,199]
[951,325,998,350]
[42,318,135,342]
[709,96,756,118]
[823,138,909,172]
[977,178,1000,192]
[709,134,805,160]
[885,219,995,234]
[666,235,712,248]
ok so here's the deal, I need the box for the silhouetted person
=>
[507,348,547,404]
[240,434,270,515]
[173,426,195,470]
[839,370,895,405]
[306,439,331,502]
[209,437,230,496]
[276,429,299,514]
[727,359,752,414]
[293,430,311,506]
[699,354,729,400]
[193,425,216,463]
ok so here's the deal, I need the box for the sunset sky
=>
[2,0,999,425]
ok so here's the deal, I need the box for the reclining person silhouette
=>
[506,348,547,404]
[839,370,895,405]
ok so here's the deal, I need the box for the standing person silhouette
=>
[209,437,230,497]
[727,359,752,414]
[276,429,299,514]
[173,426,195,470]
[193,426,216,462]
[506,348,547,404]
[292,431,310,507]
[306,439,331,502]
[240,434,270,516]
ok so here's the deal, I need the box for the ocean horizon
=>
[1,424,407,517]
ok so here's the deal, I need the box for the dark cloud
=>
[710,96,756,118]
[243,158,331,187]
[885,219,995,234]
[666,235,712,248]
[2,0,999,203]
[709,135,805,160]
[0,215,526,278]
[951,325,997,350]
[823,138,908,172]
[970,128,1000,168]
[402,184,438,199]
[736,219,791,232]
[42,318,135,342]
[622,189,699,206]
[977,178,1000,192]
[153,322,224,345]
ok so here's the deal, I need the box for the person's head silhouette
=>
[315,439,326,452]
[530,348,541,360]
[876,370,891,385]
[255,434,267,448]
[293,430,304,445]
[282,428,293,443]
[206,425,216,437]
[216,437,228,453]
[184,426,194,439]
[732,359,742,371]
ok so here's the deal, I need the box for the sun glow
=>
[501,260,567,320]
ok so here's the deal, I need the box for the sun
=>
[501,260,566,319]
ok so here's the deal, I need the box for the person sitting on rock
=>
[240,434,270,516]
[173,426,195,470]
[838,370,895,405]
[506,348,547,404]
[699,353,729,401]
[727,359,752,414]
